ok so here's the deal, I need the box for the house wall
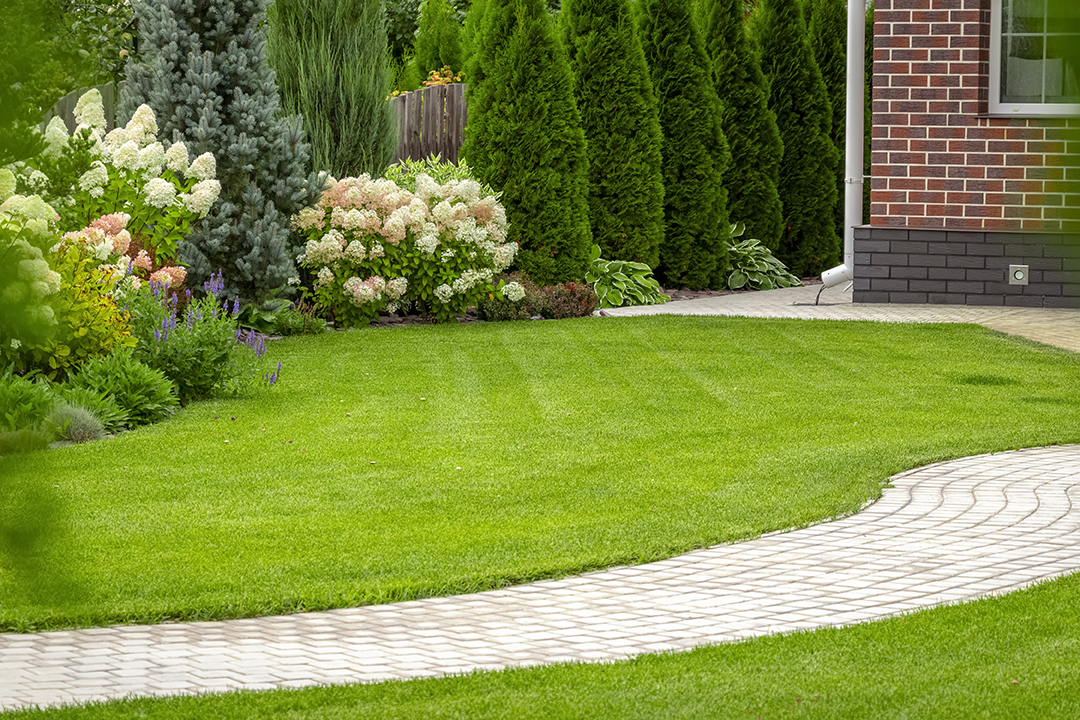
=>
[856,0,1080,307]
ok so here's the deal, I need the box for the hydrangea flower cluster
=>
[0,191,64,356]
[293,173,514,325]
[17,89,222,269]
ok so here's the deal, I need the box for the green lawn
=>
[2,315,1079,633]
[9,572,1080,718]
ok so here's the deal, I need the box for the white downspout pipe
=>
[820,0,867,289]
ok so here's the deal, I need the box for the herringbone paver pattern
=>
[2,446,1079,710]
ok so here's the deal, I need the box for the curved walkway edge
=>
[2,445,1079,711]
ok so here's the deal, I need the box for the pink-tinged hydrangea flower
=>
[91,212,131,237]
[344,240,366,261]
[386,277,408,299]
[291,206,325,231]
[368,243,385,259]
[342,275,384,305]
[110,229,132,255]
[133,250,153,271]
[145,177,177,208]
[182,179,221,217]
[187,153,216,182]
[471,196,497,224]
[150,266,187,286]
[165,142,189,174]
[74,89,107,134]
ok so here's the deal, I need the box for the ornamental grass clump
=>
[293,173,515,325]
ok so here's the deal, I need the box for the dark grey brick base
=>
[852,226,1080,308]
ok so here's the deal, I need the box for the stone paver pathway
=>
[604,284,1080,353]
[2,445,1079,711]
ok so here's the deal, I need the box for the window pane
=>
[1045,34,1080,102]
[1002,35,1045,102]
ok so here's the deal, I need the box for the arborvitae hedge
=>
[561,0,665,267]
[639,0,730,290]
[750,0,839,277]
[701,0,783,251]
[122,0,324,302]
[462,0,591,285]
[809,0,847,240]
[267,0,397,178]
[415,0,464,77]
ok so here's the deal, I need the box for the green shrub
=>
[726,223,802,291]
[271,302,327,336]
[476,273,536,321]
[12,241,136,381]
[0,369,55,432]
[414,0,464,78]
[294,174,516,325]
[383,155,497,197]
[534,281,598,319]
[56,385,129,433]
[129,272,276,404]
[462,0,592,285]
[45,402,104,443]
[585,244,669,308]
[561,0,664,267]
[0,429,51,455]
[639,0,731,290]
[68,349,179,427]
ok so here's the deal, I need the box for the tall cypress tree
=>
[639,0,730,290]
[809,0,847,240]
[122,0,324,302]
[462,0,591,285]
[267,0,397,178]
[750,0,839,277]
[415,0,465,77]
[701,0,783,251]
[560,0,664,267]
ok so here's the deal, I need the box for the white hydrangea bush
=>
[8,89,221,266]
[292,173,516,325]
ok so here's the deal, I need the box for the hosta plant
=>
[293,173,515,325]
[585,244,670,308]
[726,222,802,291]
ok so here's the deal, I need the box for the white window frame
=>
[989,0,1080,117]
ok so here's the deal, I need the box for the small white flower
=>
[9,339,21,350]
[434,283,453,303]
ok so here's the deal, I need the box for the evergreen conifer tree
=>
[267,0,397,179]
[462,0,489,83]
[462,0,591,285]
[750,0,839,277]
[809,0,847,239]
[415,0,465,77]
[121,0,324,302]
[560,0,664,267]
[639,0,731,290]
[701,0,783,251]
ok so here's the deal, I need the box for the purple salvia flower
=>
[232,298,240,314]
[154,328,160,342]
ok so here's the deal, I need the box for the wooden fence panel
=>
[390,83,467,165]
[43,81,127,134]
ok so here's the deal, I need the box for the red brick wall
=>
[870,0,1080,233]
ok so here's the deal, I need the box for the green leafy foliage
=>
[0,190,62,358]
[750,0,840,277]
[585,243,669,308]
[0,369,55,433]
[267,0,397,178]
[639,0,731,290]
[11,242,135,382]
[415,0,464,77]
[700,0,784,251]
[726,222,802,291]
[383,155,497,196]
[122,0,325,303]
[560,0,664,268]
[67,348,179,426]
[462,0,592,285]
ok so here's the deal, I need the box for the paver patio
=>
[2,287,1078,712]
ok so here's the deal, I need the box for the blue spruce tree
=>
[121,0,324,302]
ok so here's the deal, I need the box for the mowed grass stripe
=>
[1,315,1077,631]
